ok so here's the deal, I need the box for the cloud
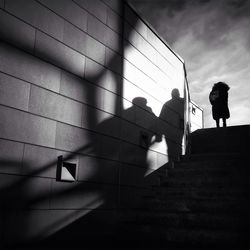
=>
[129,0,250,127]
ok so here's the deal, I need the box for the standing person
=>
[209,82,230,128]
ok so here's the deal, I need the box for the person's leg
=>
[216,119,220,128]
[223,118,227,127]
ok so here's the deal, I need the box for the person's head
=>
[132,97,147,107]
[171,88,180,98]
[213,82,230,91]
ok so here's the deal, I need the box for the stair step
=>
[161,178,245,188]
[117,221,246,247]
[159,227,244,245]
[167,169,246,182]
[125,212,246,231]
[144,197,247,213]
[190,143,246,154]
[130,126,250,246]
[154,187,247,199]
[191,145,245,154]
[168,162,246,174]
[180,153,243,162]
[176,158,245,169]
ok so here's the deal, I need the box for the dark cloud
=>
[130,0,208,17]
[130,0,250,25]
[230,0,249,8]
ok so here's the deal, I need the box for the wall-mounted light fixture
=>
[56,155,77,182]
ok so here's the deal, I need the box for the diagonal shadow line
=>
[0,3,186,246]
[0,4,142,246]
[0,2,139,197]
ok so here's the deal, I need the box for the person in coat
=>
[209,82,230,128]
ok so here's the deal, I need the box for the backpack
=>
[209,90,219,104]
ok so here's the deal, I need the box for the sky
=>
[129,0,250,128]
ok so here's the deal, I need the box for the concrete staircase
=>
[119,126,250,248]
[39,126,249,249]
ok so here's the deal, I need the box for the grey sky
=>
[129,0,250,128]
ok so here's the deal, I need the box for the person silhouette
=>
[121,97,161,167]
[209,82,230,128]
[159,88,184,162]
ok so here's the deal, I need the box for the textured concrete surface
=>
[0,43,61,92]
[29,85,83,126]
[0,73,30,111]
[6,0,64,40]
[35,31,86,77]
[0,0,187,246]
[0,9,35,52]
[38,0,88,32]
[0,106,56,147]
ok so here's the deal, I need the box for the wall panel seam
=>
[0,172,121,189]
[35,0,123,54]
[100,0,124,17]
[2,8,121,71]
[0,136,170,171]
[0,16,183,117]
[124,36,177,84]
[0,60,182,124]
[125,2,183,64]
[124,21,179,81]
[0,78,181,141]
[0,136,170,162]
[122,76,183,118]
[125,20,178,69]
[2,3,183,92]
[71,0,119,31]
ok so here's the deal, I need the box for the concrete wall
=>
[0,0,187,246]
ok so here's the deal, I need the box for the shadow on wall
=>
[159,88,185,161]
[0,7,184,249]
[0,97,166,247]
[0,6,139,247]
[0,95,184,248]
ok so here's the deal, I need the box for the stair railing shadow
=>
[0,3,189,246]
[0,7,166,247]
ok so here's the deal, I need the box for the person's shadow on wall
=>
[41,96,162,246]
[159,88,185,163]
[0,95,161,247]
[0,5,182,248]
[0,6,140,247]
[80,96,162,207]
